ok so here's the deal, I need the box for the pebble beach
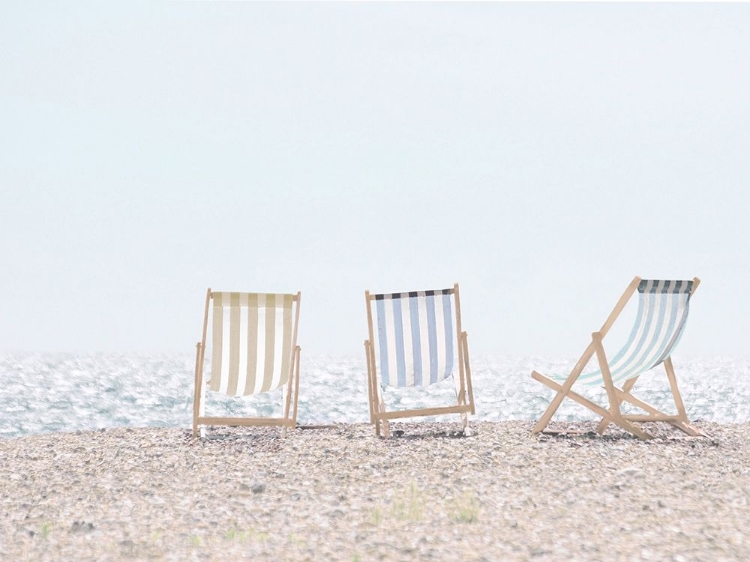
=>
[1,421,748,561]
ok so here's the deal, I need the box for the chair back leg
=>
[192,342,203,438]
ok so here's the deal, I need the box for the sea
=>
[1,354,748,439]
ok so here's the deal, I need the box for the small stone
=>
[251,483,265,494]
[616,466,643,478]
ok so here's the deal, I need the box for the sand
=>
[1,421,748,561]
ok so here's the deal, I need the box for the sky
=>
[1,2,748,358]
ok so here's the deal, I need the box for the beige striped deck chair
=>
[192,289,302,437]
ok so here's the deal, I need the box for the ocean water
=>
[0,354,748,439]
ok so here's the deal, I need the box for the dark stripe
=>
[372,288,455,300]
[639,279,694,294]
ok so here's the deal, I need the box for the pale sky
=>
[1,2,748,357]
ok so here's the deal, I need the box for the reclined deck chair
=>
[532,277,703,440]
[192,289,301,437]
[364,283,475,437]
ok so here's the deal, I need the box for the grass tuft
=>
[449,490,480,523]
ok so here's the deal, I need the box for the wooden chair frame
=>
[364,283,475,438]
[192,288,302,438]
[532,276,705,440]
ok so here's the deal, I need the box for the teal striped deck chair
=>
[532,277,704,439]
[192,289,302,437]
[364,283,475,438]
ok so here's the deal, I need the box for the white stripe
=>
[401,295,414,386]
[606,280,656,376]
[444,295,455,380]
[658,294,689,363]
[236,293,249,397]
[617,280,671,381]
[219,304,231,395]
[433,294,446,379]
[626,280,667,376]
[417,295,430,386]
[384,297,398,383]
[646,281,677,368]
[644,282,682,370]
[270,294,285,391]
[253,295,267,395]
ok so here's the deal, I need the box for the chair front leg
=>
[379,394,390,438]
[462,332,475,415]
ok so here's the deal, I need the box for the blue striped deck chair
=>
[532,277,704,439]
[192,289,302,438]
[364,283,475,438]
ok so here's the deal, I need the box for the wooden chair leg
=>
[382,420,390,438]
[533,370,652,439]
[192,342,202,439]
[597,377,638,434]
[532,342,596,433]
[292,347,301,426]
[378,395,390,438]
[664,358,689,422]
[591,334,653,438]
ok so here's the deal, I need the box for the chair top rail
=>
[368,287,455,301]
[211,290,300,303]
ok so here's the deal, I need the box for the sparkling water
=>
[0,354,748,438]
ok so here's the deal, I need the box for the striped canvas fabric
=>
[559,279,694,387]
[373,289,456,388]
[210,292,295,397]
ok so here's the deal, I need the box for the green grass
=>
[287,533,306,548]
[39,522,52,539]
[223,528,269,543]
[374,481,425,523]
[370,505,383,525]
[449,490,480,523]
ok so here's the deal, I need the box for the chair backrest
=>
[368,287,461,388]
[578,279,694,386]
[208,292,298,397]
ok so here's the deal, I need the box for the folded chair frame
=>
[364,283,476,438]
[192,289,302,438]
[532,276,704,440]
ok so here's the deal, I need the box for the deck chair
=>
[192,289,301,437]
[364,283,475,437]
[532,276,704,440]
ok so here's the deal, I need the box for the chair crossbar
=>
[197,416,295,427]
[375,404,472,421]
